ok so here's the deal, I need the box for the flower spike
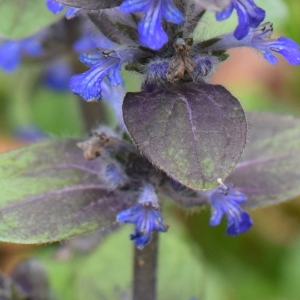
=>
[206,180,253,235]
[117,184,168,249]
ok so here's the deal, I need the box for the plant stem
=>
[133,231,159,300]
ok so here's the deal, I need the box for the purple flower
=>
[216,0,265,40]
[0,37,43,72]
[120,0,184,50]
[117,184,168,249]
[70,50,123,101]
[206,181,253,235]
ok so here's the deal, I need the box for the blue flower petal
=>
[120,0,148,13]
[117,184,168,249]
[118,203,167,249]
[22,37,43,56]
[46,0,65,13]
[138,2,168,50]
[0,37,42,72]
[79,52,105,67]
[0,41,21,71]
[70,67,107,101]
[44,60,72,91]
[207,184,253,235]
[250,24,300,66]
[263,51,278,65]
[71,49,126,101]
[121,0,183,50]
[227,211,253,235]
[107,63,123,86]
[66,7,81,19]
[215,3,234,21]
[244,0,265,28]
[161,0,184,24]
[270,37,300,66]
[216,0,265,40]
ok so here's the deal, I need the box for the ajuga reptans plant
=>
[1,0,300,252]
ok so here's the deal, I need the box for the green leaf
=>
[0,0,62,39]
[229,112,300,208]
[123,82,247,190]
[0,139,133,243]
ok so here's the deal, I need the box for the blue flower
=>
[216,0,265,40]
[65,7,81,19]
[46,0,81,19]
[205,22,300,66]
[44,59,72,91]
[206,182,253,235]
[70,50,123,101]
[120,0,184,50]
[249,22,300,65]
[117,184,168,249]
[0,37,43,72]
[46,0,65,13]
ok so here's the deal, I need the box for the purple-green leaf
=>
[123,82,247,190]
[0,139,134,244]
[228,112,300,209]
[55,0,122,9]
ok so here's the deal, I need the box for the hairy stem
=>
[133,231,159,300]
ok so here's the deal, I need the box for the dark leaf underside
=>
[123,82,247,190]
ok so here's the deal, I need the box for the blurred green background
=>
[1,0,300,299]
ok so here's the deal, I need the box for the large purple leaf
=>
[55,0,122,9]
[0,139,134,243]
[228,112,300,209]
[123,82,247,190]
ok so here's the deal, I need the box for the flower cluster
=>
[39,0,300,256]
